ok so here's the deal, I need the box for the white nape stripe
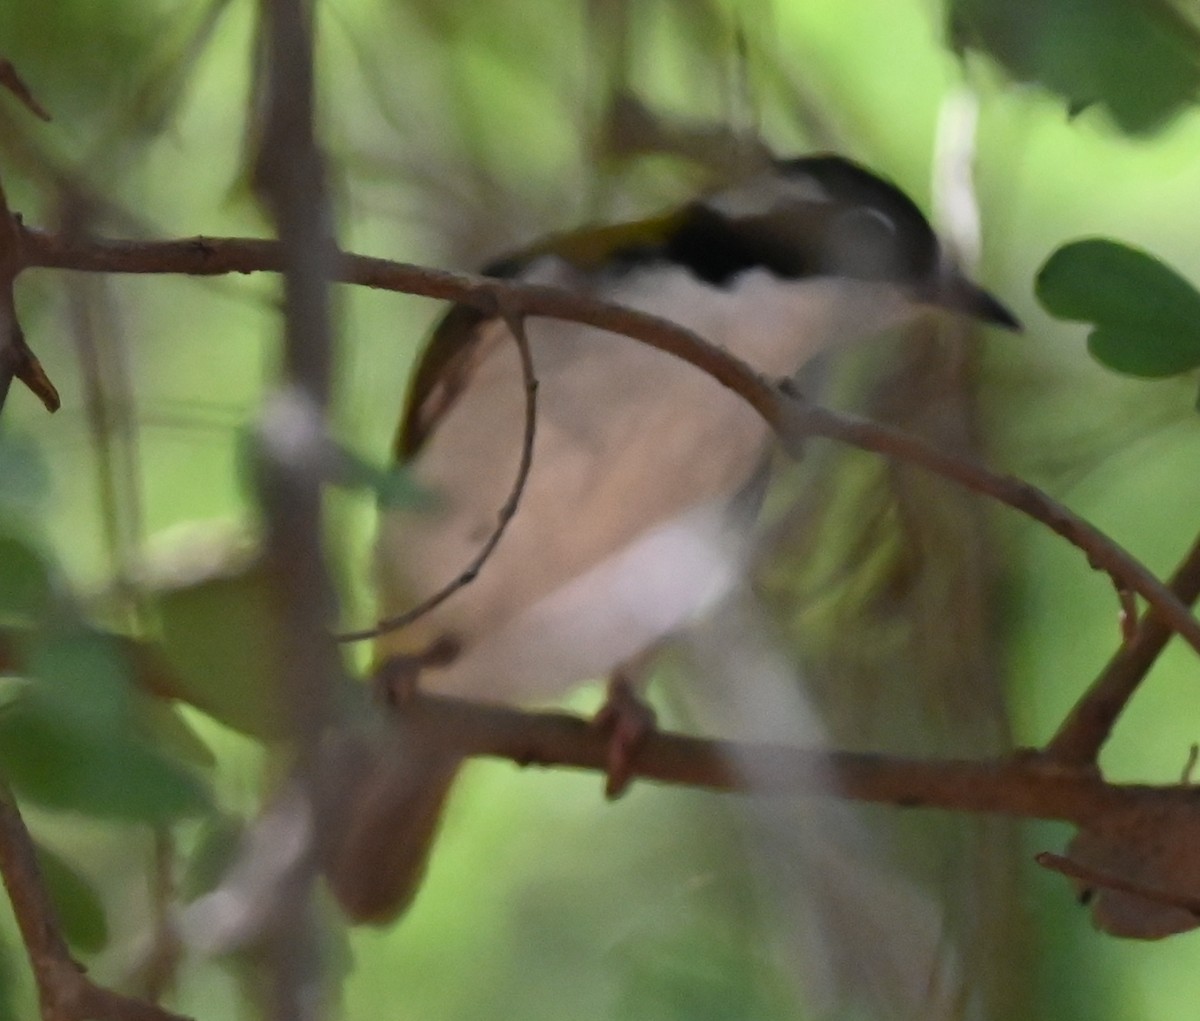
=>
[705,171,831,219]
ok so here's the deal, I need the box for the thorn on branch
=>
[0,57,51,122]
[0,150,59,415]
[0,326,61,412]
[1037,850,1200,935]
[1181,744,1198,786]
[1117,587,1138,644]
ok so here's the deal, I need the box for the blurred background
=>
[3,0,1200,1018]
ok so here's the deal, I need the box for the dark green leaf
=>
[35,843,109,954]
[23,627,133,733]
[153,565,287,740]
[1036,239,1200,377]
[1086,326,1200,379]
[239,420,431,511]
[136,698,216,771]
[0,938,19,1021]
[949,0,1200,134]
[0,534,54,620]
[0,698,209,820]
[330,448,432,510]
[0,629,209,820]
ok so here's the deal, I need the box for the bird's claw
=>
[593,677,656,799]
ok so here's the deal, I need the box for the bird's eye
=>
[826,206,902,279]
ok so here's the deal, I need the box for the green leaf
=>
[0,628,209,821]
[153,562,287,740]
[23,627,133,733]
[1086,326,1200,379]
[0,938,18,1021]
[1036,238,1200,377]
[132,522,287,740]
[0,534,54,620]
[949,0,1200,134]
[0,698,209,821]
[137,697,216,771]
[35,843,109,954]
[331,448,432,511]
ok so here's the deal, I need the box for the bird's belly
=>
[418,501,745,702]
[377,302,773,703]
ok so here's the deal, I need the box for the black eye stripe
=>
[588,156,940,288]
[485,156,939,289]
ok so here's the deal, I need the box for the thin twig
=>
[0,780,72,1008]
[17,228,1200,659]
[337,301,539,642]
[0,781,189,1021]
[124,829,181,1004]
[1046,531,1200,765]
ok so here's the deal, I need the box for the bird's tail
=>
[315,721,463,924]
[673,589,975,1021]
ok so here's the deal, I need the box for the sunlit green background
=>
[3,0,1200,1018]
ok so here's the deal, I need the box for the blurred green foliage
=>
[35,841,111,955]
[1,1,1200,1020]
[949,0,1200,133]
[0,628,208,820]
[0,941,16,1021]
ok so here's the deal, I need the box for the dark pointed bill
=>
[921,273,1022,332]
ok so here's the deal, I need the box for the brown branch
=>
[774,396,1200,658]
[0,181,58,413]
[394,691,1187,828]
[251,0,342,1017]
[0,781,72,1009]
[1046,531,1200,766]
[17,228,1200,659]
[337,305,540,643]
[1118,588,1138,644]
[1036,851,1200,918]
[0,63,58,411]
[0,782,190,1021]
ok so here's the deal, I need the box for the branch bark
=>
[0,181,58,413]
[250,0,340,1017]
[0,781,190,1021]
[1046,530,1200,765]
[19,227,1200,662]
[392,690,1185,829]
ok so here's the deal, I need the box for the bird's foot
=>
[593,676,657,799]
[374,635,461,708]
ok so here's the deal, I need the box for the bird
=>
[316,153,1020,925]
